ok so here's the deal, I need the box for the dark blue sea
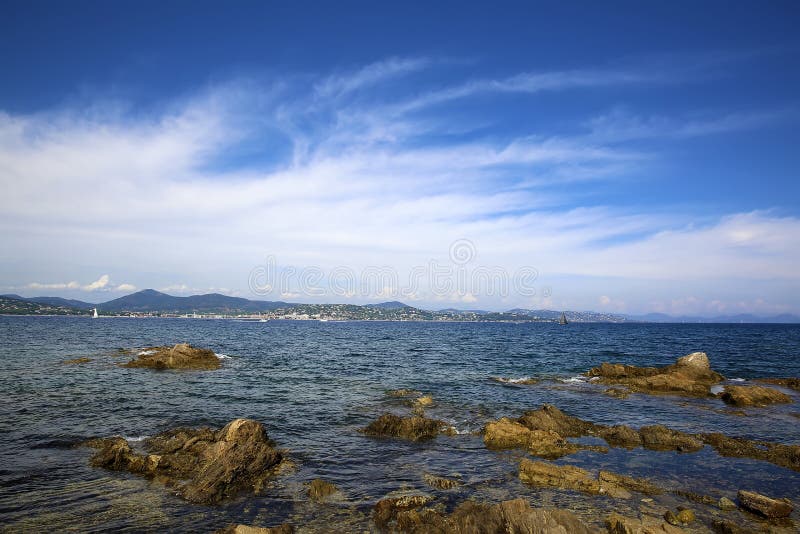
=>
[0,317,798,532]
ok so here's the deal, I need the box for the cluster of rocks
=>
[85,418,286,504]
[122,343,221,370]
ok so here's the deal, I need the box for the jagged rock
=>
[599,425,642,449]
[699,433,800,472]
[639,425,703,452]
[598,471,662,495]
[754,377,800,391]
[517,404,601,437]
[606,512,686,534]
[217,525,293,534]
[587,352,724,397]
[718,497,736,510]
[394,497,596,534]
[423,473,461,490]
[483,418,585,459]
[63,357,91,364]
[307,478,338,501]
[720,385,792,407]
[373,494,433,527]
[87,418,285,504]
[362,413,450,441]
[673,490,715,506]
[123,343,220,370]
[737,489,793,518]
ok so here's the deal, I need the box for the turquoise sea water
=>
[0,317,798,531]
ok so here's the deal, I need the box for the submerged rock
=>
[598,470,662,496]
[699,433,800,472]
[711,519,747,534]
[63,357,91,364]
[307,478,338,501]
[518,460,652,499]
[720,385,792,407]
[754,377,800,391]
[598,425,642,449]
[737,489,793,518]
[122,343,220,370]
[587,352,724,397]
[87,418,285,504]
[388,497,596,534]
[423,473,461,490]
[362,413,450,441]
[639,425,703,453]
[718,497,737,511]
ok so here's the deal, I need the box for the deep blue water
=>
[0,317,798,532]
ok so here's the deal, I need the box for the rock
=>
[423,473,461,490]
[587,352,724,397]
[217,525,293,534]
[639,425,703,452]
[598,471,662,495]
[737,489,793,518]
[63,357,91,364]
[607,512,686,534]
[483,418,585,459]
[87,418,285,504]
[362,413,449,441]
[604,387,631,399]
[519,459,601,495]
[720,385,792,407]
[599,425,642,449]
[122,343,220,370]
[718,497,736,510]
[307,478,338,501]
[517,404,601,437]
[394,497,596,534]
[711,519,747,534]
[754,377,800,391]
[699,432,800,472]
[387,389,421,397]
[373,494,432,527]
[675,508,694,523]
[414,395,433,409]
[663,511,679,526]
[673,490,715,506]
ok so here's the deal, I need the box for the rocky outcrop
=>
[86,418,285,504]
[379,496,596,533]
[587,352,724,397]
[362,413,451,441]
[517,404,601,437]
[122,343,220,370]
[598,425,643,449]
[307,478,338,501]
[518,460,657,499]
[699,433,800,472]
[737,490,793,518]
[606,512,686,534]
[720,385,792,407]
[639,425,703,453]
[373,494,433,528]
[754,377,800,391]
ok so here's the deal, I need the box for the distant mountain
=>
[28,296,94,309]
[366,301,412,310]
[0,296,89,315]
[505,309,629,323]
[438,308,490,314]
[99,289,290,313]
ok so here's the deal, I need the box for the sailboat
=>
[558,312,568,325]
[92,308,99,319]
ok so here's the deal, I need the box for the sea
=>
[0,317,798,532]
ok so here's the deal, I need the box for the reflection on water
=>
[0,318,798,531]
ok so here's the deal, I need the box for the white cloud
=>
[116,283,137,292]
[83,275,110,291]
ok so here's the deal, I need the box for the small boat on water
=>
[92,308,99,319]
[558,312,568,325]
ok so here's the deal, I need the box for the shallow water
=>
[0,317,798,532]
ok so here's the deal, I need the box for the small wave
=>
[560,376,590,384]
[122,435,149,442]
[137,349,156,356]
[215,353,231,360]
[491,376,538,385]
[729,378,746,382]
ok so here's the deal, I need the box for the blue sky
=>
[1,1,799,315]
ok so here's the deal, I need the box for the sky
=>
[1,1,799,316]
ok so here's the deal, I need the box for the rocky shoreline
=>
[74,347,798,532]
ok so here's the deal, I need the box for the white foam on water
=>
[561,376,589,384]
[215,353,231,360]
[137,349,156,356]
[123,435,149,442]
[729,378,745,382]
[493,376,536,384]
[710,385,725,395]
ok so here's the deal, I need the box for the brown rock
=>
[639,425,703,452]
[737,489,793,518]
[519,459,601,494]
[675,508,694,523]
[63,357,91,364]
[423,473,461,490]
[362,413,448,441]
[718,497,736,510]
[373,494,432,527]
[599,425,642,449]
[606,512,686,534]
[483,418,586,459]
[711,519,747,534]
[587,352,724,397]
[394,497,596,534]
[604,387,631,399]
[754,377,800,391]
[517,404,600,437]
[699,432,800,472]
[216,525,294,534]
[123,343,220,370]
[387,389,421,397]
[598,470,662,495]
[307,478,338,501]
[720,385,792,407]
[87,418,285,505]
